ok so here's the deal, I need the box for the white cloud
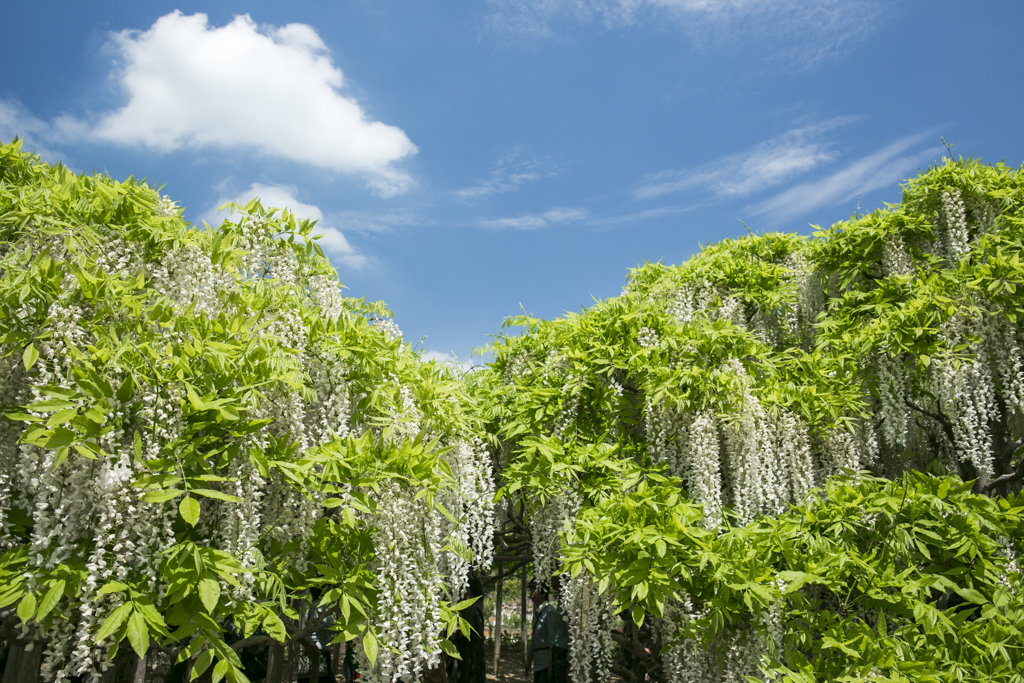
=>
[479,207,588,230]
[91,12,416,196]
[205,183,368,268]
[487,0,886,66]
[634,118,857,200]
[454,153,560,199]
[750,134,942,226]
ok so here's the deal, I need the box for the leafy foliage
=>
[0,140,491,683]
[476,155,1024,681]
[3,137,1024,683]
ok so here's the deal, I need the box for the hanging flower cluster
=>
[0,142,494,683]
[480,155,1024,682]
[561,571,616,683]
[438,438,495,599]
[529,494,580,591]
[359,481,445,682]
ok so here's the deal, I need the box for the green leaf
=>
[4,412,42,423]
[439,639,462,661]
[449,597,481,612]
[97,581,131,598]
[191,650,214,680]
[26,399,77,412]
[44,427,77,448]
[132,474,183,490]
[36,580,65,620]
[823,635,860,657]
[262,612,287,642]
[46,408,78,427]
[52,447,70,470]
[937,480,950,500]
[191,488,243,503]
[143,489,186,504]
[186,385,207,411]
[39,386,84,400]
[127,610,150,657]
[179,496,200,526]
[138,603,170,637]
[17,592,36,623]
[96,603,132,641]
[212,660,230,683]
[198,578,220,613]
[116,375,135,402]
[75,442,104,460]
[23,344,38,371]
[631,604,644,628]
[363,630,379,666]
[435,501,459,524]
[952,586,987,605]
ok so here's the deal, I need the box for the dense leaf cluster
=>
[2,137,1024,683]
[476,156,1024,681]
[0,140,485,683]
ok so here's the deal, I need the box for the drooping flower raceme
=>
[0,145,495,683]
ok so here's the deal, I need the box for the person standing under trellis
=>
[527,579,569,683]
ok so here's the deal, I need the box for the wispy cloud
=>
[454,153,560,200]
[634,118,857,200]
[328,209,425,234]
[586,205,693,227]
[479,207,588,230]
[487,0,887,66]
[751,133,942,226]
[204,183,368,268]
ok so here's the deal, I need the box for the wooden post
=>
[285,640,299,683]
[1,644,24,683]
[266,645,285,683]
[330,642,342,683]
[306,642,321,683]
[520,564,528,670]
[492,561,503,679]
[284,601,306,683]
[2,644,40,683]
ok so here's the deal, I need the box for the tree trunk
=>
[492,561,503,677]
[132,656,146,683]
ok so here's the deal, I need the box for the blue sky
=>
[3,1,1023,364]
